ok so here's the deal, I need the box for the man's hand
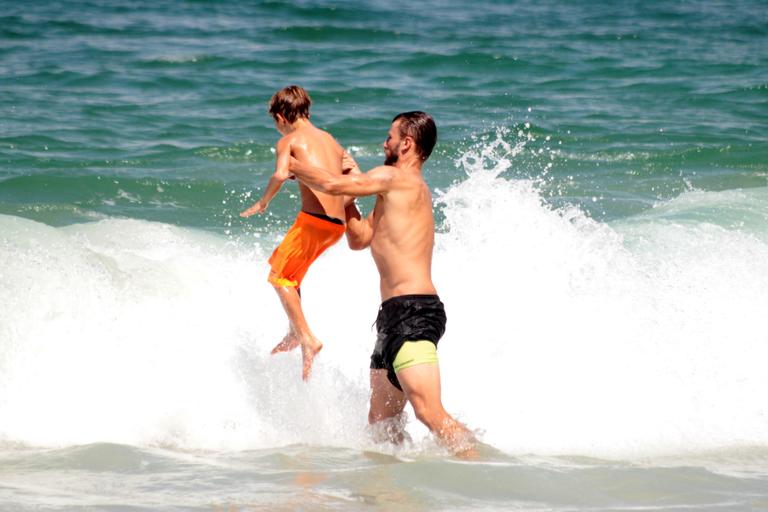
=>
[240,200,267,217]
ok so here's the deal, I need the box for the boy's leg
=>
[270,284,323,381]
[395,362,476,456]
[266,215,344,380]
[270,286,301,353]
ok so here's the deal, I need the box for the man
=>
[289,111,475,455]
[240,85,353,381]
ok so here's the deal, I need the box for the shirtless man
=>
[240,85,352,380]
[289,111,476,454]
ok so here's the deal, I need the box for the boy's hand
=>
[240,200,267,217]
[342,150,361,175]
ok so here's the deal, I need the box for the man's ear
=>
[401,135,414,154]
[274,113,287,124]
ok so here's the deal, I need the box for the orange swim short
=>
[267,211,345,288]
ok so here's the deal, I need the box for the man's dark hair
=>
[269,85,311,123]
[392,111,437,161]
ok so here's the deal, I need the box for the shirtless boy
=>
[288,111,476,455]
[240,85,351,381]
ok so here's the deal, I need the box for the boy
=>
[240,85,353,380]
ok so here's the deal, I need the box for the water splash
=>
[2,131,767,457]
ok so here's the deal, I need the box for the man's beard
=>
[384,142,399,165]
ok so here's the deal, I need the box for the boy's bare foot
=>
[300,336,323,381]
[270,330,323,380]
[271,332,299,354]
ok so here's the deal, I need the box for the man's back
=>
[286,125,346,220]
[369,166,437,300]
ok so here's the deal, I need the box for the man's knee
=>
[367,411,409,444]
[368,408,387,424]
[411,402,431,425]
[409,397,447,431]
[368,406,401,425]
[395,363,444,428]
[369,370,406,424]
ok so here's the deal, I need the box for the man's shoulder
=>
[367,166,418,193]
[371,165,423,181]
[367,165,399,177]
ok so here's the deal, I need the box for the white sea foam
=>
[434,145,768,457]
[0,215,372,451]
[1,154,767,457]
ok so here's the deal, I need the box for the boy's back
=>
[282,125,346,221]
[239,85,351,380]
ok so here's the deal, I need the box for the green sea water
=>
[2,0,766,230]
[2,1,768,510]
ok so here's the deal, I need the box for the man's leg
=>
[270,284,323,381]
[396,362,476,455]
[368,369,408,444]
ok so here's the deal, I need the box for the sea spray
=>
[2,136,768,457]
[0,214,374,450]
[433,134,768,457]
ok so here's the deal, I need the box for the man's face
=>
[383,121,402,165]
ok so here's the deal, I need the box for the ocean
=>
[2,0,768,510]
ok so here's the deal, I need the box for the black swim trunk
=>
[370,294,447,391]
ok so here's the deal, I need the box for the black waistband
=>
[303,210,344,225]
[380,294,441,308]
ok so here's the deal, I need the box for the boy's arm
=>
[290,157,394,197]
[240,138,292,217]
[344,200,374,250]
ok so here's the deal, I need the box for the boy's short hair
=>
[269,85,311,123]
[392,111,437,161]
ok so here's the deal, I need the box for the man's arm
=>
[290,157,394,197]
[240,138,292,217]
[344,200,374,250]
